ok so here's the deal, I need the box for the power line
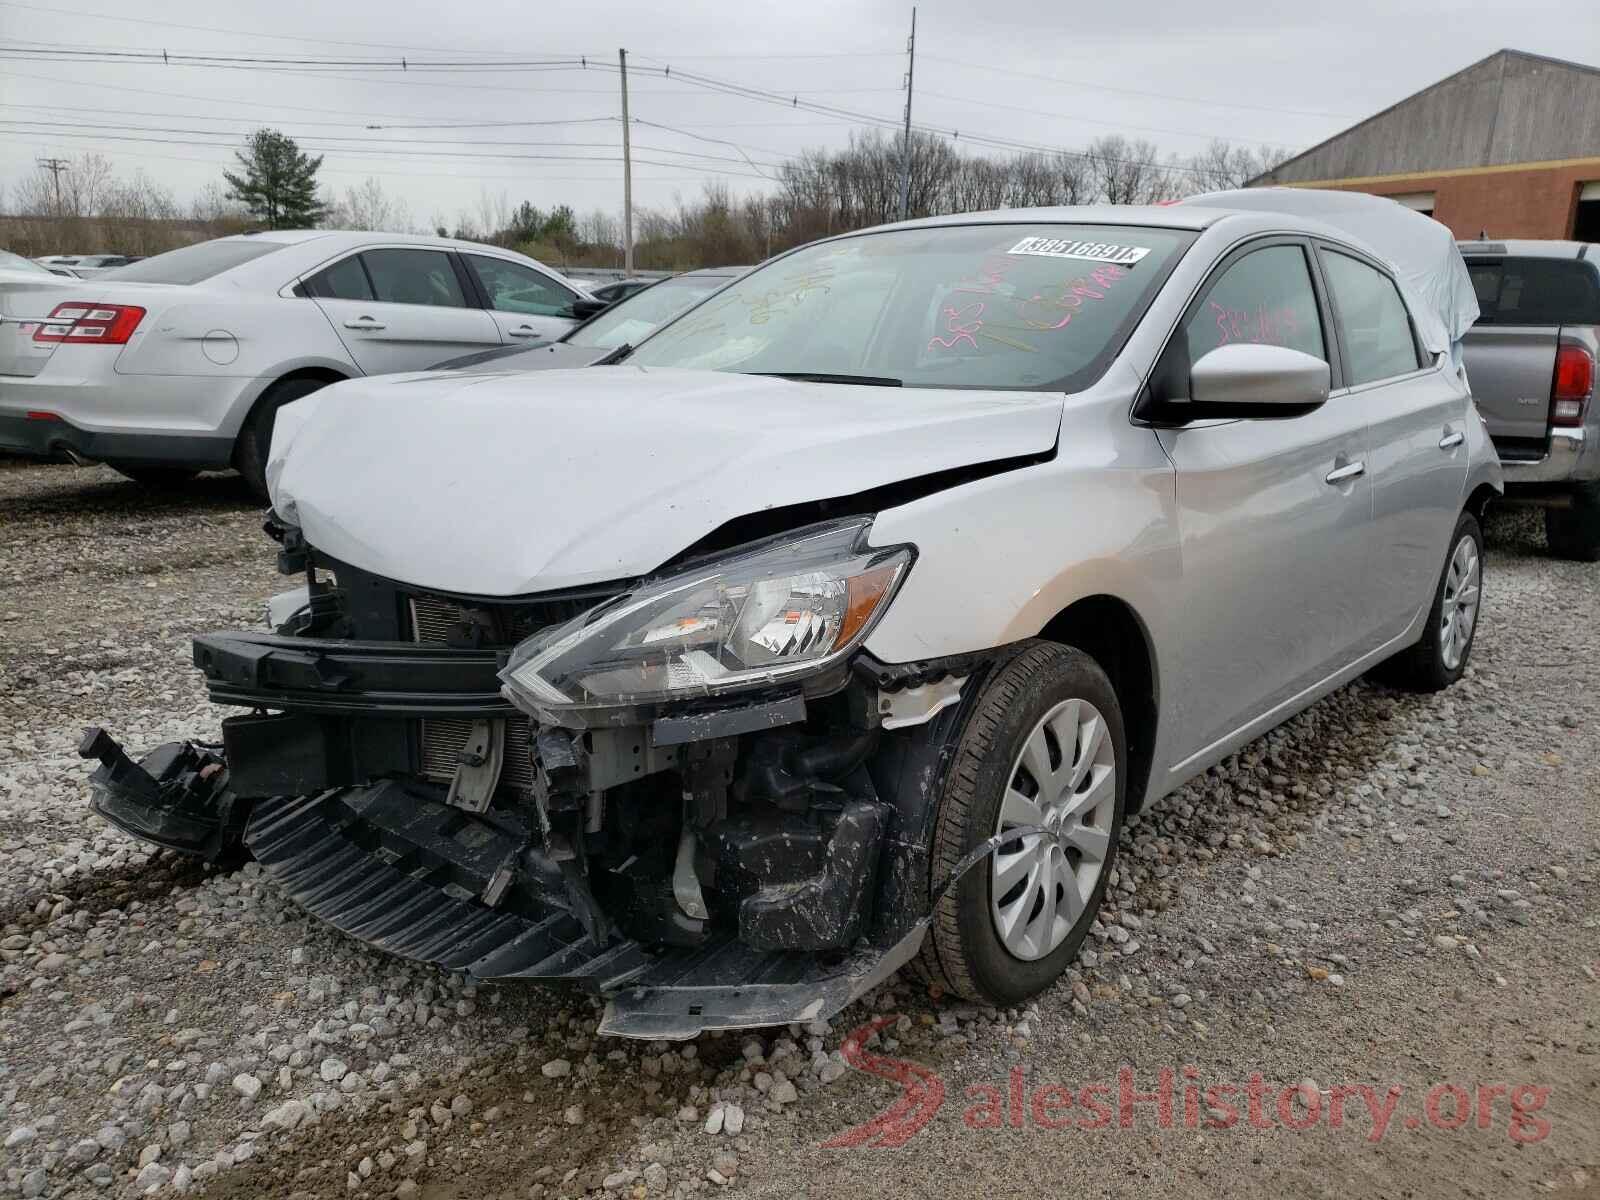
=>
[919,52,1356,120]
[1,127,779,180]
[916,89,1297,148]
[1,45,1268,181]
[0,0,591,58]
[0,119,787,168]
[4,139,760,185]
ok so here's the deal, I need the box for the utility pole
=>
[618,48,634,274]
[896,7,917,223]
[37,156,70,217]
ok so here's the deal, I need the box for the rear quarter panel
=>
[113,294,354,437]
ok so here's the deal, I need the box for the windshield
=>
[0,251,50,274]
[569,275,735,350]
[106,239,285,285]
[626,224,1192,390]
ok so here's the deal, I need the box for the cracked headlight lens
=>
[500,519,912,713]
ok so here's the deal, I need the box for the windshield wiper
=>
[594,343,633,364]
[751,371,902,387]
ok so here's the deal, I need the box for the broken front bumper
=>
[79,729,935,1039]
[81,623,998,1037]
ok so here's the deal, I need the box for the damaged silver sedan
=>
[82,197,1501,1037]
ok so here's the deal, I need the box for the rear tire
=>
[109,465,199,490]
[1545,482,1600,562]
[915,641,1126,1006]
[1378,510,1483,693]
[234,376,337,502]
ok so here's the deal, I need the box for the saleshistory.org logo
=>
[821,1018,1554,1148]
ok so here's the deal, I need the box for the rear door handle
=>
[343,318,386,331]
[1325,460,1366,484]
[1438,430,1465,449]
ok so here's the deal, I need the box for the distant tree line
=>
[2,129,1292,266]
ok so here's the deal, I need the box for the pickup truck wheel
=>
[916,641,1126,1006]
[234,376,336,502]
[1379,510,1483,692]
[1545,482,1600,562]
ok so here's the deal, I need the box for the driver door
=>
[1155,238,1373,762]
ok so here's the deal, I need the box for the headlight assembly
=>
[500,519,912,715]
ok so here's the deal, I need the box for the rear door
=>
[459,253,581,345]
[304,248,500,375]
[1462,255,1600,454]
[1318,245,1467,648]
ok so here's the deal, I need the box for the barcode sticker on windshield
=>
[1007,237,1150,265]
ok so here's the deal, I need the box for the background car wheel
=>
[916,640,1126,1006]
[1544,482,1600,562]
[234,376,336,502]
[1377,510,1483,693]
[109,465,199,490]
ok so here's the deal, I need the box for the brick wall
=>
[1307,160,1600,239]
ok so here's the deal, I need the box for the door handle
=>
[1438,430,1465,449]
[1325,460,1366,484]
[507,326,541,338]
[343,318,386,331]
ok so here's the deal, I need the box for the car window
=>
[1320,250,1423,384]
[303,255,375,302]
[104,239,285,285]
[1466,257,1600,325]
[0,250,50,274]
[1184,244,1326,367]
[464,255,577,316]
[628,223,1195,392]
[569,277,730,350]
[362,248,468,308]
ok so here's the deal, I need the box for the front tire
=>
[1379,510,1483,692]
[916,641,1126,1006]
[1545,481,1600,562]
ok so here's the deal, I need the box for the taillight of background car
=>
[32,303,147,346]
[1551,344,1594,428]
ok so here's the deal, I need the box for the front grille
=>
[408,591,615,649]
[419,715,536,794]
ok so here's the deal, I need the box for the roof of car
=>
[226,229,541,253]
[1455,239,1593,259]
[879,204,1229,234]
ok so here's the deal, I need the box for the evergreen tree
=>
[223,130,327,229]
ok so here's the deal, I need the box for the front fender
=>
[863,386,1179,665]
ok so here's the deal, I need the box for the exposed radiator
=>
[409,595,535,796]
[419,715,536,794]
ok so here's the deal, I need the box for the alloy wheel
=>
[1440,533,1481,671]
[990,697,1117,961]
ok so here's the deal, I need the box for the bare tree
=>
[329,177,399,231]
[1088,136,1173,204]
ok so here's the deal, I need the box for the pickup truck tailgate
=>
[1461,325,1557,449]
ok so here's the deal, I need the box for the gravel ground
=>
[1,458,1596,1200]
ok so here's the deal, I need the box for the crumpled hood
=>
[268,366,1063,595]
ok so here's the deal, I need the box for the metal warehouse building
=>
[1251,49,1600,242]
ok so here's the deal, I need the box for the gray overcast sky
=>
[4,0,1600,228]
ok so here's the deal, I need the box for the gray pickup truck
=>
[1459,240,1600,559]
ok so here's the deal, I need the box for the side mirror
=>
[1183,343,1330,420]
[567,298,610,320]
